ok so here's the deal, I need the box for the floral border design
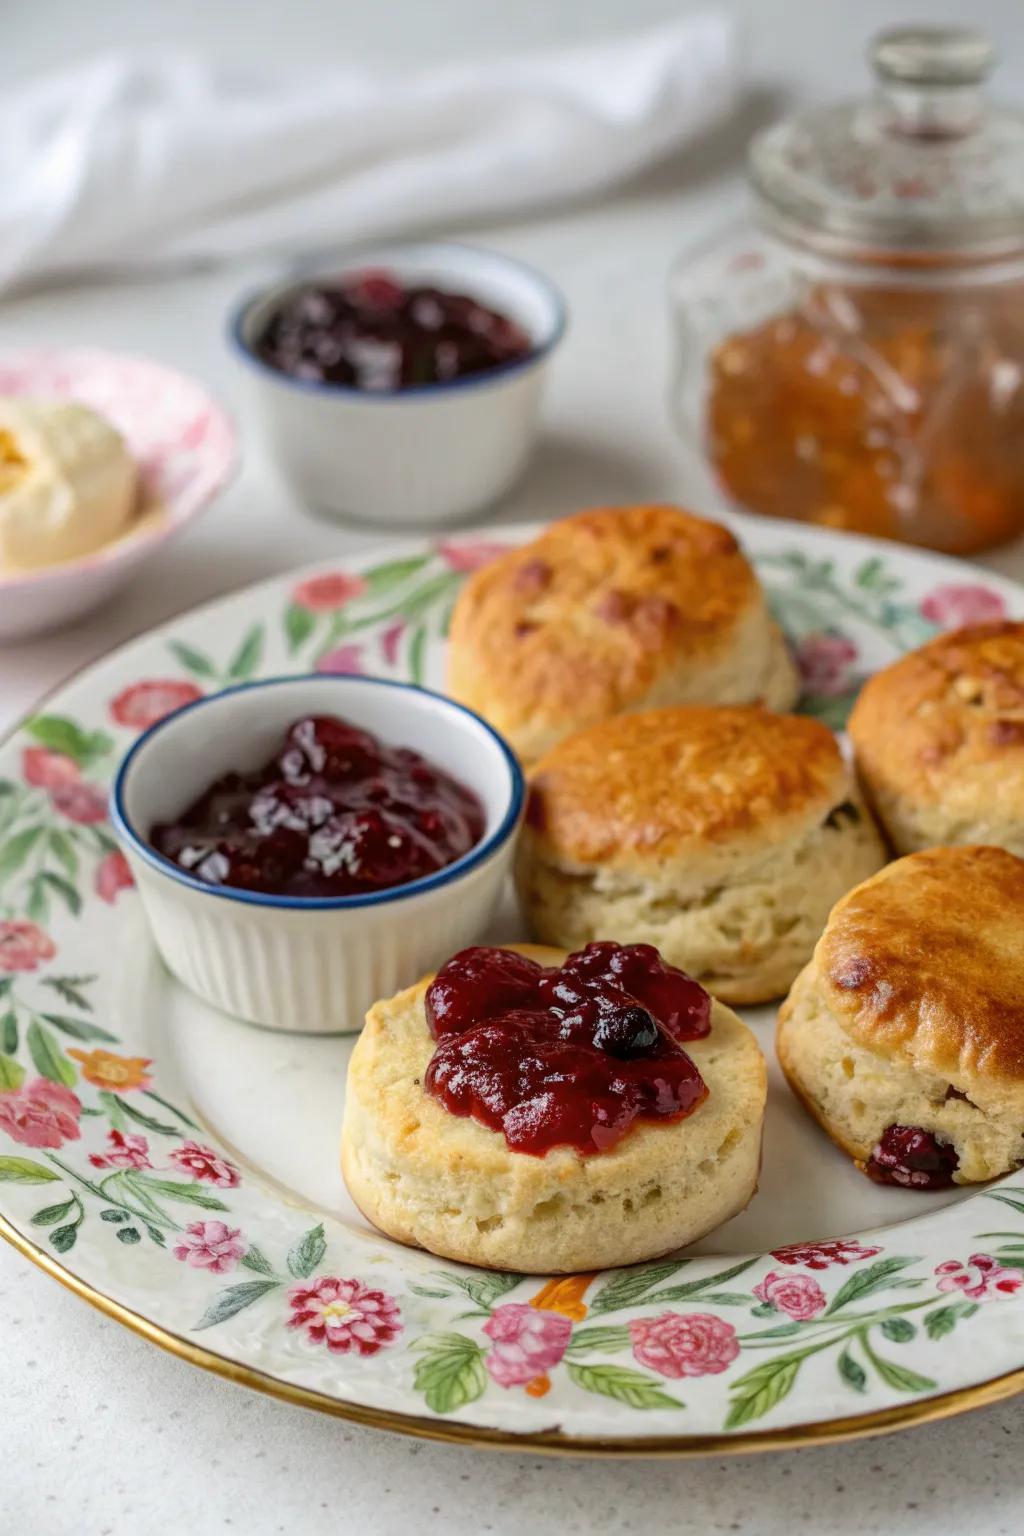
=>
[0,522,1022,1439]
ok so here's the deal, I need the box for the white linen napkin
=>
[0,13,738,292]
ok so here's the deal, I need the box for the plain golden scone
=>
[515,707,887,1005]
[341,945,766,1273]
[849,621,1024,856]
[777,846,1024,1184]
[446,504,798,763]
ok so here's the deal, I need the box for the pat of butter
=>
[0,398,138,570]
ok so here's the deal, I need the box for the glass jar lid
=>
[749,26,1024,263]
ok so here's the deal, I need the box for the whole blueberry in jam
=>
[865,1124,959,1190]
[423,942,710,1156]
[150,714,485,898]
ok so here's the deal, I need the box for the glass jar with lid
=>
[671,26,1024,553]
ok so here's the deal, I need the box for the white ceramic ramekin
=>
[110,675,524,1034]
[228,242,566,528]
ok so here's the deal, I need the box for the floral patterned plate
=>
[3,512,1024,1456]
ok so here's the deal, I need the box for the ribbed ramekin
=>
[110,675,523,1034]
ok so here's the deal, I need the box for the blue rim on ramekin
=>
[110,674,525,910]
[227,240,568,401]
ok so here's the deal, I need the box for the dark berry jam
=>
[254,271,532,391]
[424,942,711,1156]
[865,1124,960,1190]
[150,715,485,898]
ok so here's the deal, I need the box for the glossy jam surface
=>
[865,1124,960,1190]
[151,715,485,898]
[424,942,711,1156]
[254,270,532,391]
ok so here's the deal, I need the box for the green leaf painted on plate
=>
[725,1355,802,1430]
[0,1052,25,1091]
[880,1317,916,1343]
[30,1198,75,1226]
[825,1257,922,1315]
[362,555,430,596]
[136,1177,228,1211]
[50,1224,78,1253]
[112,1096,178,1135]
[42,975,96,1012]
[868,1353,936,1395]
[566,1363,683,1411]
[283,604,317,655]
[40,871,82,916]
[588,1261,690,1316]
[984,1192,1024,1217]
[26,1020,77,1087]
[564,1325,631,1356]
[100,1208,128,1223]
[645,1258,758,1307]
[407,625,427,686]
[168,641,218,679]
[0,1156,60,1184]
[241,1245,275,1276]
[411,1334,487,1415]
[408,1284,452,1299]
[436,1271,524,1312]
[287,1223,327,1280]
[146,1224,166,1246]
[40,1013,117,1044]
[0,1011,15,1055]
[0,826,44,886]
[116,1226,142,1245]
[48,831,79,878]
[227,624,264,682]
[838,1348,867,1393]
[24,715,113,768]
[194,1280,281,1331]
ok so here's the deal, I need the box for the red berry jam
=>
[424,942,711,1156]
[865,1124,960,1190]
[254,270,532,391]
[150,715,485,898]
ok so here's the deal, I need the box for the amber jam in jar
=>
[151,715,485,898]
[673,28,1024,553]
[423,942,711,1156]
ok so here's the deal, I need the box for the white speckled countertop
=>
[6,1,1024,1530]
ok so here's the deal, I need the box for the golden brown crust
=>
[446,505,772,758]
[524,705,847,868]
[849,621,1024,814]
[817,846,1024,1085]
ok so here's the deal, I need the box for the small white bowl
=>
[228,242,566,528]
[110,675,524,1034]
[0,348,237,640]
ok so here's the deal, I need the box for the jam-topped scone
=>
[342,942,766,1272]
[516,706,886,1005]
[446,504,798,764]
[777,846,1024,1188]
[849,621,1024,857]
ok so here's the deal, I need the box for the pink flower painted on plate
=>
[0,920,56,973]
[96,850,134,904]
[752,1270,826,1320]
[110,680,204,731]
[88,1129,151,1170]
[22,747,80,789]
[380,620,406,668]
[794,631,859,697]
[482,1304,572,1389]
[292,572,367,613]
[287,1276,403,1355]
[920,584,1007,631]
[437,539,510,573]
[172,1219,246,1274]
[0,1078,81,1149]
[629,1311,739,1379]
[770,1239,882,1271]
[168,1140,240,1188]
[315,644,364,676]
[934,1253,1023,1300]
[50,781,108,825]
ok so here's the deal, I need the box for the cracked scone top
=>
[446,504,798,763]
[778,846,1024,1186]
[516,706,887,1005]
[849,621,1024,855]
